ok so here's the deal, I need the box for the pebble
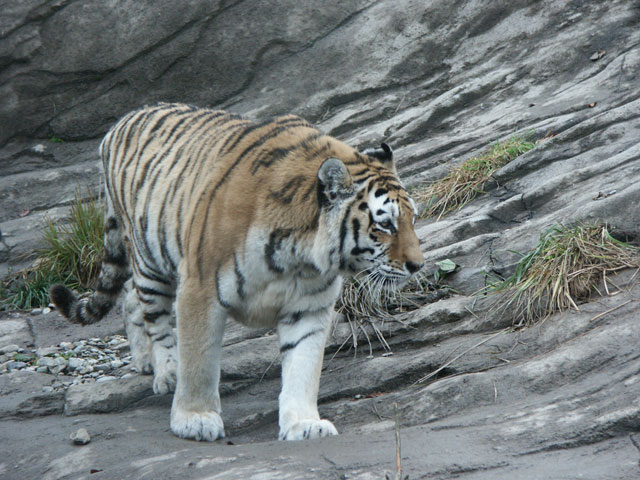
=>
[8,361,27,371]
[36,346,58,357]
[67,357,84,371]
[0,344,19,355]
[0,334,133,391]
[70,428,91,445]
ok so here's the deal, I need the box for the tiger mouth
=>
[362,268,410,290]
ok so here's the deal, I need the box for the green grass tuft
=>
[0,191,105,310]
[415,135,536,220]
[484,223,639,326]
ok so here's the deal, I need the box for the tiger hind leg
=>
[122,280,152,374]
[134,276,177,395]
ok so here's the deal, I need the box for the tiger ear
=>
[362,142,396,172]
[317,158,355,208]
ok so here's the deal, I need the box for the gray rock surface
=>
[1,0,640,479]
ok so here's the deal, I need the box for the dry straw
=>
[485,223,639,326]
[414,135,535,220]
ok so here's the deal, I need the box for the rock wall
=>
[2,0,639,278]
[1,1,640,478]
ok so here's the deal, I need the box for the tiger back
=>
[50,102,424,442]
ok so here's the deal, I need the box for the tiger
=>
[50,102,424,442]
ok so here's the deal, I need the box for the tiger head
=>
[317,143,424,289]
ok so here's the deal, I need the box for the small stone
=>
[111,360,124,369]
[79,366,94,375]
[59,342,74,350]
[96,375,117,383]
[94,363,110,372]
[39,357,57,368]
[121,373,133,379]
[67,357,85,371]
[8,361,27,371]
[30,308,42,315]
[0,345,19,355]
[42,386,54,393]
[36,366,48,373]
[37,346,59,357]
[50,357,68,374]
[70,428,91,445]
[17,348,25,353]
[42,307,52,314]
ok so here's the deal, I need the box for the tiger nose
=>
[405,261,423,274]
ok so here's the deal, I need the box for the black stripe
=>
[242,121,313,173]
[338,204,352,269]
[219,120,267,156]
[136,284,174,298]
[250,132,323,174]
[103,250,128,266]
[280,329,322,353]
[270,175,306,204]
[234,254,245,299]
[151,332,172,343]
[105,217,119,231]
[143,309,169,323]
[264,229,290,273]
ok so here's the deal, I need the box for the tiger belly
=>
[215,259,342,328]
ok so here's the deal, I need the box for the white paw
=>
[151,347,177,394]
[279,419,338,441]
[152,369,177,395]
[133,354,153,375]
[171,408,225,441]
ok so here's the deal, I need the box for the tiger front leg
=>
[170,280,226,441]
[277,308,338,441]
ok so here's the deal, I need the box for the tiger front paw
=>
[279,419,338,441]
[170,407,225,441]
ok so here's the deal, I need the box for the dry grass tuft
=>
[414,135,535,220]
[335,271,448,355]
[337,271,434,321]
[485,223,639,326]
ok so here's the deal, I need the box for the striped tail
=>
[50,215,130,325]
